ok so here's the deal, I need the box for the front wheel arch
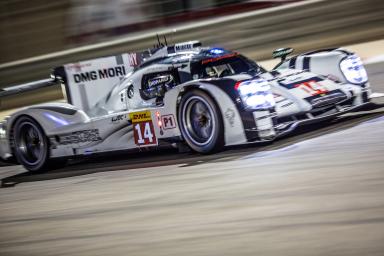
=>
[177,88,225,154]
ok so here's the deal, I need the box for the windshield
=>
[191,54,264,79]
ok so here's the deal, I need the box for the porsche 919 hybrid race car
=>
[0,40,377,171]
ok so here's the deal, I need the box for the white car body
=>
[0,41,374,171]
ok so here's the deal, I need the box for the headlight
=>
[235,78,275,109]
[340,55,368,85]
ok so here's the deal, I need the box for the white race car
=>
[0,41,376,171]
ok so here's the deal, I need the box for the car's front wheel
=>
[13,116,53,172]
[178,90,224,153]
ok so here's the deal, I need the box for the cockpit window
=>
[191,54,265,79]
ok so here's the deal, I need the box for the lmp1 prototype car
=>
[0,40,375,171]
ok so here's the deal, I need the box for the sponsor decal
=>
[148,75,173,87]
[224,108,235,127]
[272,48,293,59]
[129,111,152,123]
[111,114,127,123]
[57,129,102,145]
[73,65,127,83]
[175,43,193,51]
[127,53,141,67]
[161,114,176,130]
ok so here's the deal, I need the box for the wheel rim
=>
[16,122,45,166]
[182,96,216,146]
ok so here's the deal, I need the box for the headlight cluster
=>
[340,55,368,85]
[235,78,275,109]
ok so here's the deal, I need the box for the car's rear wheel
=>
[178,90,224,153]
[13,116,55,172]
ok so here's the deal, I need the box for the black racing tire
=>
[12,116,60,172]
[178,90,224,153]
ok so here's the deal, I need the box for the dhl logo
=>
[129,111,152,123]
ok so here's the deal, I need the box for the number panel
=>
[133,121,157,146]
[129,110,158,147]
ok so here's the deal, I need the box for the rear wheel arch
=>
[9,115,46,148]
[9,115,63,172]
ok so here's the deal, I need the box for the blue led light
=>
[43,112,70,127]
[210,48,225,55]
[84,150,93,155]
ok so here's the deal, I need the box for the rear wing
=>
[55,53,144,112]
[0,78,57,98]
[0,53,144,112]
[0,41,202,112]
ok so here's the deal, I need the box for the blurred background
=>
[0,0,295,63]
[0,0,383,110]
[1,3,384,255]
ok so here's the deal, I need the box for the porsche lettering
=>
[57,129,102,145]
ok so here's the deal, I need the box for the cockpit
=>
[94,43,266,115]
[190,52,265,79]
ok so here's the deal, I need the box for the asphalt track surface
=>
[0,62,384,256]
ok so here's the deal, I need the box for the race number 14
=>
[129,110,158,146]
[133,121,157,146]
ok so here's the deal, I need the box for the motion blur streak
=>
[0,0,296,63]
[1,0,383,95]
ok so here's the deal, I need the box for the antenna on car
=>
[156,34,163,48]
[163,35,168,46]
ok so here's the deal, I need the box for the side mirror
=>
[272,48,294,61]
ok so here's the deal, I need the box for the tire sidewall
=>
[13,116,50,172]
[178,90,224,153]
